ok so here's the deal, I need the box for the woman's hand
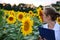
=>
[38,36,46,40]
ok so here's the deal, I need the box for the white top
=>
[43,22,60,40]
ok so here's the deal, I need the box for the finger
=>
[38,35,43,40]
[39,35,42,39]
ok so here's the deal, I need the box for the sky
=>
[0,0,60,7]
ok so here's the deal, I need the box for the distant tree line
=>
[0,1,60,12]
[0,3,36,12]
[51,1,60,11]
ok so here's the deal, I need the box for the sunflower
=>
[17,12,25,21]
[21,17,33,36]
[29,11,33,14]
[37,8,43,23]
[7,15,16,24]
[29,11,34,17]
[37,8,43,16]
[57,17,60,24]
[4,10,9,16]
[9,10,15,16]
[39,16,43,23]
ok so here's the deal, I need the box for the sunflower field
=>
[0,7,60,40]
[0,7,43,40]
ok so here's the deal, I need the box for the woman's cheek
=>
[43,16,47,22]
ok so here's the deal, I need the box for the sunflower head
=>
[57,17,60,24]
[37,8,43,23]
[4,10,9,16]
[7,15,16,24]
[17,12,25,21]
[21,17,33,36]
[29,11,33,14]
[29,11,34,17]
[9,10,15,16]
[37,8,43,16]
[22,17,33,27]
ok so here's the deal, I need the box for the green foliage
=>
[0,9,4,26]
[0,9,42,40]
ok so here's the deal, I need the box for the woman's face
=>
[42,11,51,23]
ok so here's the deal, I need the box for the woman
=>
[39,7,60,40]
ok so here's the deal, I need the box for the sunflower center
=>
[30,12,32,14]
[9,17,13,21]
[24,21,30,31]
[18,14,23,19]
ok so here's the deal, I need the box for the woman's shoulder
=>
[54,22,60,30]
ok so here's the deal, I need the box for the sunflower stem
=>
[17,28,21,40]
